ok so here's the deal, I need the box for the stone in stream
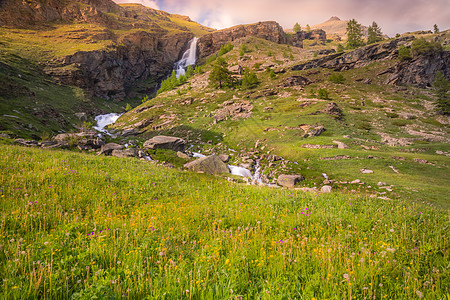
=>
[99,143,124,155]
[143,136,185,152]
[277,174,305,188]
[184,155,230,175]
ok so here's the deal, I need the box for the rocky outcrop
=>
[0,0,124,28]
[46,31,193,100]
[213,101,253,122]
[198,21,288,59]
[184,155,230,175]
[290,29,327,47]
[384,51,450,87]
[112,148,138,158]
[293,36,415,71]
[99,142,124,155]
[143,136,186,152]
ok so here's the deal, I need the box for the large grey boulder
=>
[143,136,185,152]
[99,143,124,155]
[277,174,304,188]
[184,155,230,175]
[112,148,138,158]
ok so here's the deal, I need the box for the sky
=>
[113,0,450,37]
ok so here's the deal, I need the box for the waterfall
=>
[174,37,198,78]
[93,113,122,134]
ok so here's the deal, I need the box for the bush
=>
[329,73,345,84]
[398,45,412,61]
[411,38,443,56]
[433,71,450,114]
[318,88,330,99]
[218,43,234,56]
[240,69,259,89]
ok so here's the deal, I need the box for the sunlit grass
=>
[0,144,448,299]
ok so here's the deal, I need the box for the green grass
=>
[0,144,448,299]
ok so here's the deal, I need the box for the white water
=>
[93,113,122,134]
[174,37,198,78]
[229,165,253,178]
[192,152,205,158]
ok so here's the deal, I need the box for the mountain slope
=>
[311,16,368,40]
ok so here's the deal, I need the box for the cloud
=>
[157,0,449,36]
[113,0,160,10]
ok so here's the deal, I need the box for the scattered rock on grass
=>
[143,136,186,152]
[360,169,374,174]
[321,185,332,193]
[184,155,230,175]
[277,174,304,188]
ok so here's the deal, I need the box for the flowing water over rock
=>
[174,37,198,78]
[93,113,122,135]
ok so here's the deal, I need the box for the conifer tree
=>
[367,21,383,44]
[209,57,233,89]
[346,19,364,49]
[293,23,301,33]
[433,24,440,34]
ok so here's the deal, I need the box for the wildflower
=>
[390,229,394,233]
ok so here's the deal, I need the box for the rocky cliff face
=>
[292,36,450,87]
[289,29,327,47]
[46,31,193,101]
[0,0,124,28]
[198,21,288,59]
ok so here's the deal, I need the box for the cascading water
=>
[174,37,198,78]
[93,113,122,134]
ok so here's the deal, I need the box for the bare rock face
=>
[48,31,193,101]
[290,29,327,47]
[280,76,311,87]
[143,136,186,152]
[321,102,342,118]
[184,155,230,175]
[277,174,305,188]
[198,21,288,59]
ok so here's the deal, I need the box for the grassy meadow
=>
[0,144,448,299]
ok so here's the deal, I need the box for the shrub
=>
[240,69,259,89]
[125,103,132,111]
[329,73,345,84]
[318,88,330,99]
[411,38,443,56]
[398,45,412,61]
[218,43,234,56]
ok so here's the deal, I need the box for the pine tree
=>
[367,21,383,44]
[433,24,440,34]
[293,23,301,33]
[209,57,233,89]
[346,19,364,49]
[305,24,311,32]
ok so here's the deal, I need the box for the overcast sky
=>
[113,0,450,37]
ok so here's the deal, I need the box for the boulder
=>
[333,140,349,149]
[218,154,230,163]
[77,138,104,151]
[143,136,185,152]
[322,102,342,118]
[277,174,304,188]
[53,132,96,142]
[321,185,332,193]
[360,169,374,174]
[111,148,138,158]
[14,139,38,147]
[184,155,230,175]
[99,143,124,155]
[176,151,190,159]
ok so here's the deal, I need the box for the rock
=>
[213,101,253,122]
[99,143,124,155]
[143,136,186,152]
[333,140,349,149]
[198,21,289,59]
[321,185,332,193]
[14,138,38,147]
[177,151,190,159]
[280,75,311,87]
[360,169,374,174]
[75,112,87,122]
[229,65,243,75]
[308,125,326,137]
[53,132,96,143]
[377,182,387,186]
[277,174,304,188]
[184,155,230,175]
[218,154,230,163]
[323,179,331,185]
[112,148,138,158]
[77,138,104,151]
[322,102,342,118]
[351,179,361,184]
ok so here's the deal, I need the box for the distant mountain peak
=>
[327,16,341,22]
